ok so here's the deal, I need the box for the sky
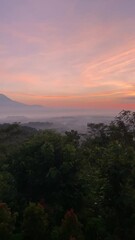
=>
[0,0,135,112]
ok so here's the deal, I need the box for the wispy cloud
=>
[0,0,135,110]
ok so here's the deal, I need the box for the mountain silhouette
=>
[0,94,27,106]
[0,94,44,107]
[0,94,46,118]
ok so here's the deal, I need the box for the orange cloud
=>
[0,11,135,110]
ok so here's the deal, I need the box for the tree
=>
[109,110,135,147]
[22,202,48,240]
[0,172,16,207]
[60,209,84,240]
[65,130,80,147]
[0,203,15,240]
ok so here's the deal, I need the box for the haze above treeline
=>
[0,93,116,132]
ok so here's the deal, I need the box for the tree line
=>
[0,110,135,240]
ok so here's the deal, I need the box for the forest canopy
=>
[0,110,135,240]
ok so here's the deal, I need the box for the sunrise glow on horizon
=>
[0,0,135,111]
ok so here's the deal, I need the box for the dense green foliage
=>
[0,203,15,240]
[22,202,48,240]
[0,110,135,239]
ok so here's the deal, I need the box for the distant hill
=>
[0,94,44,108]
[0,94,46,118]
[0,94,27,107]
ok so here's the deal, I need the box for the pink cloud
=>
[0,11,135,110]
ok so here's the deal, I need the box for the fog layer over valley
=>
[0,94,114,132]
